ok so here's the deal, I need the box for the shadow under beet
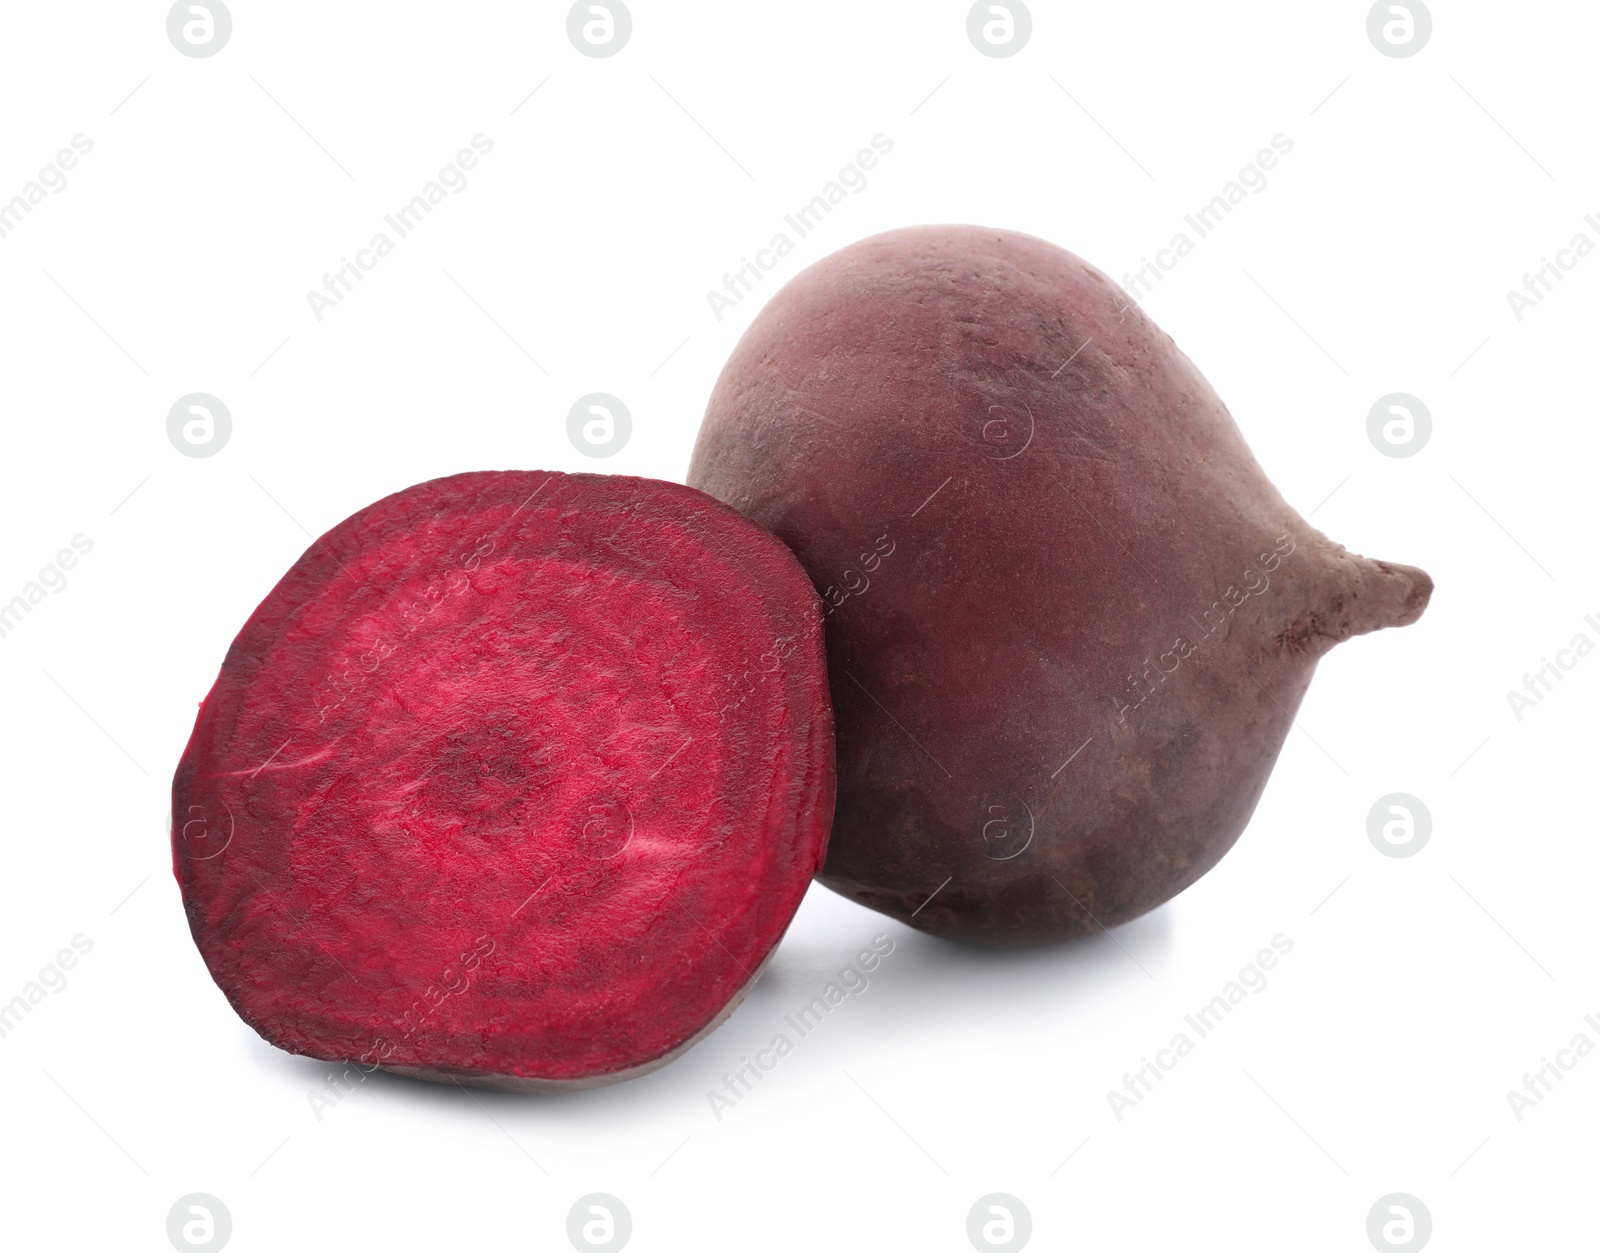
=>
[244,887,1175,1135]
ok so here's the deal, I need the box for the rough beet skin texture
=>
[687,225,1432,947]
[172,470,834,1088]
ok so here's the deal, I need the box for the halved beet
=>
[172,470,834,1089]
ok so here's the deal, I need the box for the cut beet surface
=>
[172,470,834,1089]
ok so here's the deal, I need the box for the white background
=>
[1,2,1594,1250]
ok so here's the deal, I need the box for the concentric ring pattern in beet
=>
[172,470,834,1088]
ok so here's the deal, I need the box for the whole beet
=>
[687,225,1431,947]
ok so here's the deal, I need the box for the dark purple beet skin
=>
[688,225,1431,947]
[173,471,834,1087]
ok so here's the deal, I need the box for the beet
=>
[688,225,1432,947]
[172,470,834,1088]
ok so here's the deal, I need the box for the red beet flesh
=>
[172,471,834,1088]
